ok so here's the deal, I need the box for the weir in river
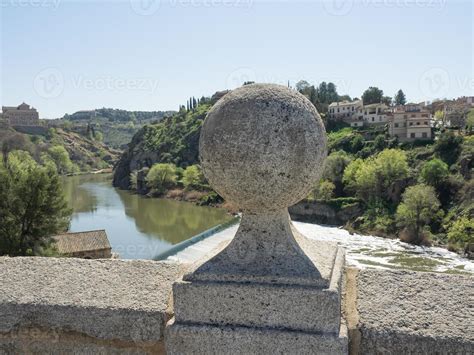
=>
[63,173,473,274]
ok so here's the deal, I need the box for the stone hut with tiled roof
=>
[52,230,112,259]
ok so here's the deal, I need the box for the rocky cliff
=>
[113,103,211,190]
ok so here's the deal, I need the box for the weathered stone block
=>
[173,280,341,334]
[173,242,344,335]
[166,318,348,355]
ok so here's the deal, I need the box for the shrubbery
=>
[146,163,178,194]
[447,216,474,252]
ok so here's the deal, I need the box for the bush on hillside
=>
[146,163,178,194]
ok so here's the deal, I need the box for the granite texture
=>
[354,269,474,354]
[166,318,348,355]
[167,84,347,354]
[199,83,327,212]
[0,257,183,352]
[190,84,330,286]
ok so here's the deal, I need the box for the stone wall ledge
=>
[1,257,473,354]
[346,268,474,354]
[0,257,184,353]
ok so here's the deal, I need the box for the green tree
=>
[466,109,474,133]
[373,135,387,151]
[396,184,441,245]
[343,149,409,204]
[94,131,104,142]
[312,180,335,201]
[447,216,474,251]
[434,130,463,165]
[46,145,74,174]
[1,133,32,165]
[350,134,364,153]
[382,96,392,106]
[419,158,449,187]
[433,110,445,128]
[182,165,206,190]
[394,89,406,106]
[130,170,138,190]
[0,152,71,256]
[146,163,178,193]
[296,80,311,93]
[322,151,352,196]
[362,87,384,105]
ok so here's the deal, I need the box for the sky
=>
[1,0,473,118]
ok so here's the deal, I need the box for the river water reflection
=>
[62,174,232,259]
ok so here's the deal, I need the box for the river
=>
[63,174,473,274]
[62,174,232,259]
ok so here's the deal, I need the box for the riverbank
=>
[131,184,471,258]
[62,174,233,259]
[64,168,113,176]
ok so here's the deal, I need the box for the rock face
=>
[290,200,362,225]
[166,84,347,354]
[112,127,161,189]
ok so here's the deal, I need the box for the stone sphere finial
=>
[199,83,327,212]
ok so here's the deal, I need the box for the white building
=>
[328,100,389,127]
[328,100,362,123]
[357,103,388,124]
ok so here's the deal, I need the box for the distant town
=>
[2,94,473,143]
[328,96,474,141]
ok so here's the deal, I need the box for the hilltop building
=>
[328,100,363,126]
[2,103,40,126]
[357,103,388,124]
[388,103,432,141]
[52,230,112,259]
[328,100,388,127]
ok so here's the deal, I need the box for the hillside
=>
[61,108,176,149]
[112,88,473,254]
[0,126,121,172]
[113,103,210,189]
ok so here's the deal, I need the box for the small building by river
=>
[52,230,112,259]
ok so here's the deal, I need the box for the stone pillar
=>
[166,84,348,354]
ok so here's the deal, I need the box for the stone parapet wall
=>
[0,257,472,354]
[344,268,473,354]
[0,257,184,354]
